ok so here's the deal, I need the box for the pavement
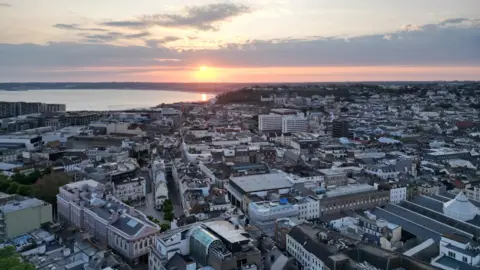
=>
[136,168,164,221]
[136,192,164,221]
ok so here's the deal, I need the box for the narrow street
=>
[136,169,164,221]
[166,174,184,217]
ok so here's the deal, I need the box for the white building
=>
[443,192,480,222]
[0,135,43,151]
[286,225,327,270]
[296,196,320,220]
[431,233,480,270]
[282,117,308,133]
[465,186,480,202]
[389,185,407,204]
[258,115,282,132]
[113,177,147,203]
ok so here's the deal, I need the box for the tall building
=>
[0,195,52,241]
[282,117,308,133]
[258,114,283,132]
[0,101,66,117]
[332,119,349,138]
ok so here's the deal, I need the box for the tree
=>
[6,182,19,194]
[31,172,71,206]
[160,223,171,232]
[164,211,174,222]
[0,246,35,270]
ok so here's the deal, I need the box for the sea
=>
[0,89,214,111]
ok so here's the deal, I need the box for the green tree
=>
[16,185,32,196]
[160,223,171,232]
[6,182,19,194]
[0,246,35,270]
[43,167,52,175]
[31,172,71,206]
[164,211,174,222]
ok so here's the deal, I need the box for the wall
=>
[6,203,52,238]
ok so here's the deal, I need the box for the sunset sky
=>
[0,0,479,82]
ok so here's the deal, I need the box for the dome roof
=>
[443,192,480,222]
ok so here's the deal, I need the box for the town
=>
[0,81,480,270]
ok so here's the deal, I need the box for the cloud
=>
[0,2,11,7]
[83,31,150,43]
[0,18,479,81]
[146,36,182,47]
[101,3,252,31]
[53,23,107,32]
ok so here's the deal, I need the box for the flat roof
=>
[204,220,249,244]
[230,172,293,193]
[0,198,47,213]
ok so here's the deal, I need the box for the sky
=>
[0,0,479,82]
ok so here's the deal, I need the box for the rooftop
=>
[203,220,249,244]
[230,172,293,193]
[0,197,48,213]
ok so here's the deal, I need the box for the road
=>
[166,174,184,217]
[136,169,164,220]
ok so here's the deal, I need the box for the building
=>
[56,180,160,263]
[226,172,293,212]
[431,233,480,270]
[0,101,65,118]
[0,196,52,241]
[371,192,480,243]
[258,115,282,132]
[319,184,390,215]
[318,168,348,187]
[149,220,261,270]
[0,134,43,151]
[274,218,299,250]
[282,117,308,133]
[332,119,349,138]
[286,223,438,270]
[248,200,299,228]
[112,177,147,203]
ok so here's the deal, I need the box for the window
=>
[463,256,468,263]
[448,251,456,258]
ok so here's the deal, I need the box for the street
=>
[166,174,184,217]
[136,169,164,220]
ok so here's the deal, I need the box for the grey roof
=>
[412,195,444,212]
[372,207,442,242]
[434,255,478,270]
[401,199,480,238]
[287,225,335,269]
[111,215,145,236]
[381,203,472,239]
[0,197,47,213]
[230,172,293,193]
[439,192,480,209]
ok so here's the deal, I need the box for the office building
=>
[0,101,66,118]
[0,196,53,241]
[258,114,282,132]
[332,119,349,138]
[56,180,160,263]
[282,117,308,133]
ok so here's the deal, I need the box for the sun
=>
[194,65,217,81]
